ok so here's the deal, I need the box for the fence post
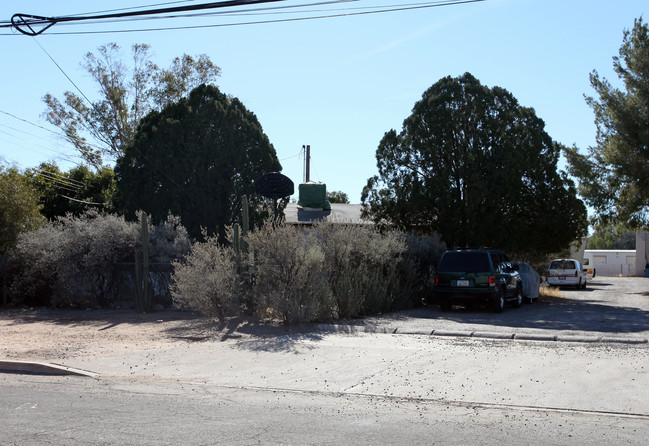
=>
[134,214,152,313]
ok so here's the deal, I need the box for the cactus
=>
[241,194,249,251]
[134,213,152,313]
[233,195,250,273]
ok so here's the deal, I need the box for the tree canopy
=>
[362,73,587,256]
[0,166,44,253]
[588,224,635,250]
[26,162,116,219]
[564,17,649,228]
[43,43,221,168]
[115,84,282,241]
[327,190,350,204]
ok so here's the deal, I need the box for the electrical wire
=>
[8,0,288,35]
[1,0,486,35]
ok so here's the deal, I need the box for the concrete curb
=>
[316,324,649,345]
[0,360,98,378]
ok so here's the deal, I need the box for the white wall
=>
[584,249,636,277]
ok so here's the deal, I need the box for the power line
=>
[2,0,486,36]
[9,0,287,36]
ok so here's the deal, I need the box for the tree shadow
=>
[0,307,325,354]
[392,297,649,335]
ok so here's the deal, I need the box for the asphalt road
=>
[1,276,648,445]
[2,373,648,446]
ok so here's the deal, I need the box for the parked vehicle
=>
[582,258,596,281]
[432,249,523,313]
[547,259,587,289]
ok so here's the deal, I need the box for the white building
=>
[583,249,636,277]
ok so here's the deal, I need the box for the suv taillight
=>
[574,271,578,277]
[489,275,496,287]
[434,275,439,285]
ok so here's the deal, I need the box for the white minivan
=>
[547,259,587,289]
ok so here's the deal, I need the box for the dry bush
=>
[171,235,238,321]
[10,211,138,307]
[10,210,190,308]
[314,223,407,318]
[246,224,332,324]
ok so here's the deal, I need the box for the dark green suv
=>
[432,249,523,313]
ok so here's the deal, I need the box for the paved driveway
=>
[329,276,649,341]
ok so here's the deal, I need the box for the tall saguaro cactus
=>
[134,213,152,313]
[233,195,250,269]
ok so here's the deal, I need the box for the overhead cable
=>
[10,0,286,36]
[5,0,486,36]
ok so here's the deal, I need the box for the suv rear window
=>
[550,260,575,269]
[438,252,491,273]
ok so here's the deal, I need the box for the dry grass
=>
[539,285,565,298]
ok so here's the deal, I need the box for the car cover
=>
[515,262,540,299]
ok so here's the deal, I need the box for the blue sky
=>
[1,0,646,203]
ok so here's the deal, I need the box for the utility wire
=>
[9,0,287,35]
[3,0,486,35]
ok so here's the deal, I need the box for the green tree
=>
[0,166,44,253]
[26,162,116,219]
[115,84,282,241]
[362,73,587,256]
[565,18,649,228]
[327,190,350,204]
[588,224,635,250]
[43,43,221,168]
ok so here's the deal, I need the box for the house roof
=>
[283,203,370,225]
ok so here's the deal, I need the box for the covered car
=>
[513,262,540,303]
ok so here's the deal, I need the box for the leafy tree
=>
[0,166,44,253]
[25,162,116,219]
[115,84,282,241]
[327,190,350,204]
[588,224,635,250]
[362,73,587,256]
[565,18,649,228]
[43,43,221,168]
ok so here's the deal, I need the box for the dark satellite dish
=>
[255,172,294,199]
[255,172,294,220]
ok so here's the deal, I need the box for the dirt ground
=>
[0,308,288,362]
[1,287,570,363]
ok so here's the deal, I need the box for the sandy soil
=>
[0,308,267,362]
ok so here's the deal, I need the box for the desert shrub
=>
[168,220,444,324]
[146,212,193,305]
[396,233,446,308]
[9,210,191,307]
[246,224,333,324]
[314,223,407,318]
[171,234,238,321]
[10,210,137,307]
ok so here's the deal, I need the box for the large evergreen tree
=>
[565,17,649,228]
[115,84,282,241]
[362,73,587,256]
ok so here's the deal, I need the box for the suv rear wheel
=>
[492,290,505,313]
